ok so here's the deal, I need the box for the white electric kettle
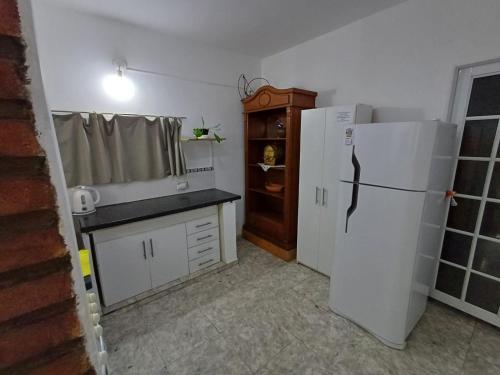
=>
[69,186,101,215]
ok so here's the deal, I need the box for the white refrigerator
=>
[329,121,456,349]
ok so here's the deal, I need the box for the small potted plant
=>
[193,117,224,143]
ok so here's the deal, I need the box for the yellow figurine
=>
[263,144,277,166]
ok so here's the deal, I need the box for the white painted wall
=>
[33,0,500,233]
[262,0,500,122]
[31,2,260,231]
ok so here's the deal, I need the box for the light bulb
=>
[102,72,135,101]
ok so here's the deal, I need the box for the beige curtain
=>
[52,113,186,187]
[93,114,169,182]
[53,113,111,186]
[165,117,187,176]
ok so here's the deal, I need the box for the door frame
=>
[431,58,500,327]
[446,57,500,123]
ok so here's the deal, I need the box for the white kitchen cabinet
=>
[186,214,218,234]
[188,240,220,261]
[95,232,152,306]
[91,205,228,308]
[297,105,372,276]
[187,227,219,248]
[189,251,221,274]
[296,109,325,271]
[95,224,191,305]
[148,223,189,288]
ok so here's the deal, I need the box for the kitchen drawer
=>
[188,239,220,261]
[189,251,221,273]
[187,227,219,248]
[186,215,219,235]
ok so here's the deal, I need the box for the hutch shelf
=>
[242,85,316,261]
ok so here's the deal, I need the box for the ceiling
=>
[40,0,406,57]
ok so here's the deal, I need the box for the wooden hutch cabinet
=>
[242,86,317,260]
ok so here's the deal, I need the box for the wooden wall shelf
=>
[248,163,286,169]
[248,187,285,200]
[242,85,317,261]
[181,137,226,142]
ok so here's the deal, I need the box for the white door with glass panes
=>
[432,61,500,328]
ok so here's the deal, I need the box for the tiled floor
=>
[102,239,500,375]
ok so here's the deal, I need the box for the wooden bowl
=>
[265,183,284,193]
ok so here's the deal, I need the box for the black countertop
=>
[76,188,241,233]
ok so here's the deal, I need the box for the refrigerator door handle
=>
[315,187,321,205]
[322,188,327,206]
[345,147,361,233]
[352,146,361,183]
[345,183,359,233]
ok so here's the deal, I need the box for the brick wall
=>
[0,0,94,373]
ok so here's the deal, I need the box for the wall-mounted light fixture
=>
[102,59,135,101]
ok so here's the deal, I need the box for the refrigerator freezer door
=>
[330,182,426,348]
[339,122,438,191]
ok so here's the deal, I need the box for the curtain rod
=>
[127,66,236,89]
[51,109,187,119]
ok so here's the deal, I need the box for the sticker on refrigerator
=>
[336,111,354,124]
[345,128,354,145]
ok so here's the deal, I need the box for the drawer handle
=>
[198,259,214,267]
[195,222,212,228]
[198,247,213,254]
[197,234,212,241]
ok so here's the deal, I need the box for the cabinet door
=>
[95,233,151,306]
[317,110,344,276]
[297,109,326,270]
[148,223,189,288]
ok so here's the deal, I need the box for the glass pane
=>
[467,74,500,117]
[473,239,500,278]
[435,263,466,298]
[453,160,488,196]
[465,273,500,313]
[440,231,472,266]
[488,163,500,199]
[459,120,497,157]
[446,198,480,233]
[480,202,500,239]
